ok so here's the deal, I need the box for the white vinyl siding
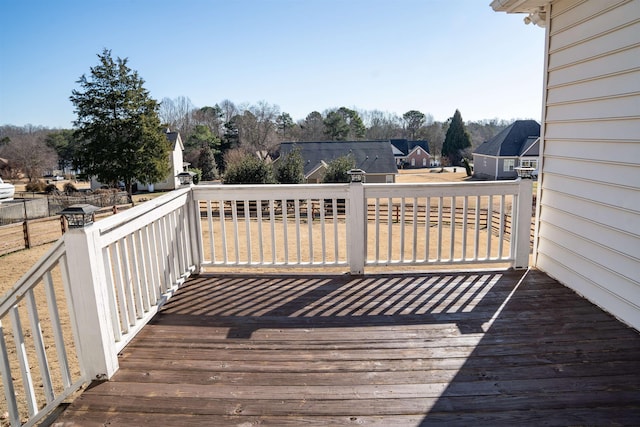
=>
[536,0,640,330]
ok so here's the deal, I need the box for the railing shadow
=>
[157,271,521,338]
[417,270,640,425]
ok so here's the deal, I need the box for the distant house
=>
[278,141,398,183]
[390,139,431,169]
[90,129,185,191]
[472,120,540,180]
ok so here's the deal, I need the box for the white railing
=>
[192,179,532,274]
[0,179,532,426]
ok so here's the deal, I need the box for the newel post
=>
[187,188,203,274]
[347,169,366,275]
[64,226,119,380]
[513,178,533,269]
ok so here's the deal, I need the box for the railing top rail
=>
[0,238,65,317]
[363,179,524,197]
[192,183,350,200]
[91,187,191,236]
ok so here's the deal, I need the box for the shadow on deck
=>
[53,269,640,426]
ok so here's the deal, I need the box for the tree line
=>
[1,49,514,191]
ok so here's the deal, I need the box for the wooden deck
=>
[52,269,640,426]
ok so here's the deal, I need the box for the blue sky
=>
[0,0,545,128]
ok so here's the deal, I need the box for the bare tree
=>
[235,101,280,152]
[361,109,403,140]
[1,133,58,180]
[158,96,196,134]
[219,99,238,124]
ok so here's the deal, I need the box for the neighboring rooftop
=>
[474,120,540,157]
[279,141,398,176]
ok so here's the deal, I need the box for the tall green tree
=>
[70,49,170,198]
[45,129,81,172]
[324,107,365,141]
[276,112,295,140]
[197,144,218,181]
[402,110,426,140]
[442,109,472,166]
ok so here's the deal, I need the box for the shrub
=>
[63,182,78,193]
[322,154,355,183]
[44,183,58,194]
[223,153,274,184]
[25,180,46,192]
[276,146,304,184]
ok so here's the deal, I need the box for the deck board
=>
[53,269,640,426]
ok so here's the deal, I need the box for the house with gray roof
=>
[279,141,398,183]
[472,120,540,180]
[390,139,431,169]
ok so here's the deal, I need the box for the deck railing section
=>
[363,180,532,268]
[192,179,532,273]
[192,184,352,270]
[0,179,532,426]
[0,240,85,427]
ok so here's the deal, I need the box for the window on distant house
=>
[504,159,515,172]
[520,159,538,169]
[411,158,415,166]
[422,158,427,166]
[417,148,421,155]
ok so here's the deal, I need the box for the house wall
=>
[405,150,431,168]
[154,143,183,191]
[472,154,499,180]
[536,0,640,330]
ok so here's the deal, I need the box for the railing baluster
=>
[244,200,251,265]
[231,201,240,264]
[400,198,406,262]
[257,200,264,264]
[26,288,55,403]
[206,200,215,263]
[437,197,443,262]
[498,194,506,259]
[425,196,430,262]
[141,225,158,305]
[282,199,289,264]
[294,199,301,263]
[474,195,481,261]
[112,242,131,332]
[412,197,418,262]
[102,245,123,342]
[219,200,228,265]
[387,198,392,262]
[269,200,276,264]
[450,196,456,261]
[319,200,326,264]
[10,305,38,416]
[126,233,144,318]
[374,198,380,263]
[332,199,338,263]
[487,195,493,260]
[307,198,313,264]
[0,319,20,426]
[44,270,72,389]
[462,196,469,261]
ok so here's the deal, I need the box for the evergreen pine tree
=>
[198,145,218,181]
[442,109,472,166]
[70,49,170,198]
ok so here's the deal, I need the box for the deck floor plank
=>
[53,269,640,426]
